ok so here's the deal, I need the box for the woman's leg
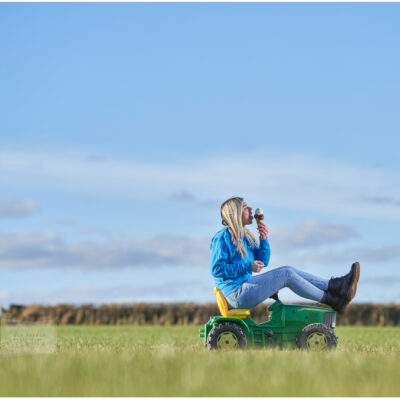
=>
[281,266,329,291]
[226,266,326,309]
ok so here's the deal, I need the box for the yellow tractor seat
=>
[214,287,250,319]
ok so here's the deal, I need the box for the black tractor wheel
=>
[296,323,337,350]
[206,322,247,350]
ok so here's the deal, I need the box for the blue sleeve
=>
[254,238,271,267]
[211,235,252,279]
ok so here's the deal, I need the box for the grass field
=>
[0,324,400,396]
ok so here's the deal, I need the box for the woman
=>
[210,196,360,314]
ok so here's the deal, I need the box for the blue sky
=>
[0,3,399,308]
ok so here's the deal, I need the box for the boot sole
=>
[349,261,360,302]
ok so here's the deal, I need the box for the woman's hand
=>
[252,260,264,273]
[257,221,269,240]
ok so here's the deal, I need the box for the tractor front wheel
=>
[206,322,247,350]
[296,323,337,350]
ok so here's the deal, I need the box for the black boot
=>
[321,290,347,314]
[328,261,360,303]
[269,292,279,301]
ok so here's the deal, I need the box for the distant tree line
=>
[1,302,400,326]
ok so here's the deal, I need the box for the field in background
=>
[0,325,400,396]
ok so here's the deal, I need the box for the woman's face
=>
[241,201,253,225]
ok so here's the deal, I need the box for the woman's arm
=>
[210,236,252,279]
[254,238,271,267]
[254,221,271,267]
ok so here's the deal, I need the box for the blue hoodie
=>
[210,227,271,297]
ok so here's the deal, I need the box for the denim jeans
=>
[225,266,329,309]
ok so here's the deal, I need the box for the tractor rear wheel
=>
[206,322,247,350]
[296,323,337,350]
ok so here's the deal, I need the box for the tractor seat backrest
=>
[213,287,250,319]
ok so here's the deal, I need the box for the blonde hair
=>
[220,196,258,258]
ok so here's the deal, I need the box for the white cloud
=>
[289,244,400,266]
[169,190,218,208]
[0,195,39,219]
[270,218,357,251]
[0,221,398,271]
[0,147,399,221]
[0,231,210,270]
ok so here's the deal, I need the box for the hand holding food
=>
[254,208,268,240]
[251,260,264,273]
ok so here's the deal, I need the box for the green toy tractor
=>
[199,287,338,350]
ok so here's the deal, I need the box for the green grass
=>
[1,325,400,396]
